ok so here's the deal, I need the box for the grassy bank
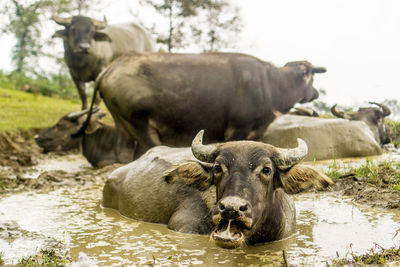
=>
[0,87,112,133]
[0,87,81,133]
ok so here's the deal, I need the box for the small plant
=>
[327,157,342,180]
[328,243,400,266]
[17,249,69,266]
[0,251,4,265]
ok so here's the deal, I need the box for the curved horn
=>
[52,15,72,27]
[311,66,327,74]
[92,16,107,29]
[67,106,100,120]
[369,102,391,117]
[331,104,346,118]
[272,138,308,169]
[191,130,219,163]
[294,107,316,117]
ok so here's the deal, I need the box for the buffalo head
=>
[34,107,105,152]
[331,102,391,145]
[283,61,326,104]
[52,15,111,54]
[166,130,331,248]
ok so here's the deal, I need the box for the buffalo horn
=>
[311,66,327,74]
[272,138,308,169]
[52,15,72,27]
[67,106,100,120]
[369,102,391,117]
[191,130,219,163]
[331,104,346,119]
[92,16,107,29]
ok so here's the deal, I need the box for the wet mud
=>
[0,131,400,265]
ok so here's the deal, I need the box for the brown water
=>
[1,154,400,266]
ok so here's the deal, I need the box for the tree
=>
[0,0,72,74]
[191,0,242,52]
[140,0,210,52]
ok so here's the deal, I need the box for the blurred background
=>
[0,0,399,119]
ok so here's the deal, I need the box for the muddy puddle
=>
[1,152,400,266]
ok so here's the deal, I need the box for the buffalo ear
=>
[164,161,213,191]
[93,31,112,42]
[52,29,67,39]
[279,164,333,194]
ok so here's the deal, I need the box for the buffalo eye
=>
[261,167,272,175]
[214,165,223,174]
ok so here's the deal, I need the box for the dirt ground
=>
[0,131,400,265]
[1,131,399,207]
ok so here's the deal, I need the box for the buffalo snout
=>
[218,196,250,220]
[75,43,90,54]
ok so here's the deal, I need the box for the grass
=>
[0,87,112,133]
[387,119,400,147]
[328,242,400,266]
[16,249,69,266]
[326,157,400,192]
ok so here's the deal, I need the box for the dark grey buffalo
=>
[103,130,332,248]
[34,108,135,167]
[331,102,391,145]
[95,52,326,157]
[262,102,392,160]
[52,15,156,109]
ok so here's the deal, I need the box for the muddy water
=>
[1,154,400,266]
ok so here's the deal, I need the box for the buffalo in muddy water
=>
[262,103,392,160]
[94,52,326,157]
[34,108,135,167]
[52,15,156,109]
[331,102,391,145]
[102,130,332,248]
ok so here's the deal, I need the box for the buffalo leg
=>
[72,78,87,110]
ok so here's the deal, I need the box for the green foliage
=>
[0,251,4,265]
[190,0,243,52]
[386,119,400,147]
[0,70,77,99]
[328,243,400,266]
[0,0,72,74]
[17,249,69,266]
[141,0,242,52]
[326,157,343,180]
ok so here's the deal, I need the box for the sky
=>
[0,0,399,109]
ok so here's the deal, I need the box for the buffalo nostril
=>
[239,204,248,212]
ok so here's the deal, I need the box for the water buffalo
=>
[34,108,135,167]
[94,52,326,157]
[102,130,332,248]
[52,15,156,109]
[262,103,392,160]
[331,102,391,145]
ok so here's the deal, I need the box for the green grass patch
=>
[327,157,400,191]
[0,87,112,133]
[328,243,400,266]
[387,119,400,147]
[0,87,81,133]
[16,249,69,266]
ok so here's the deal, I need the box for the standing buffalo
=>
[94,52,326,157]
[103,130,332,248]
[34,108,135,167]
[262,102,392,160]
[52,15,156,109]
